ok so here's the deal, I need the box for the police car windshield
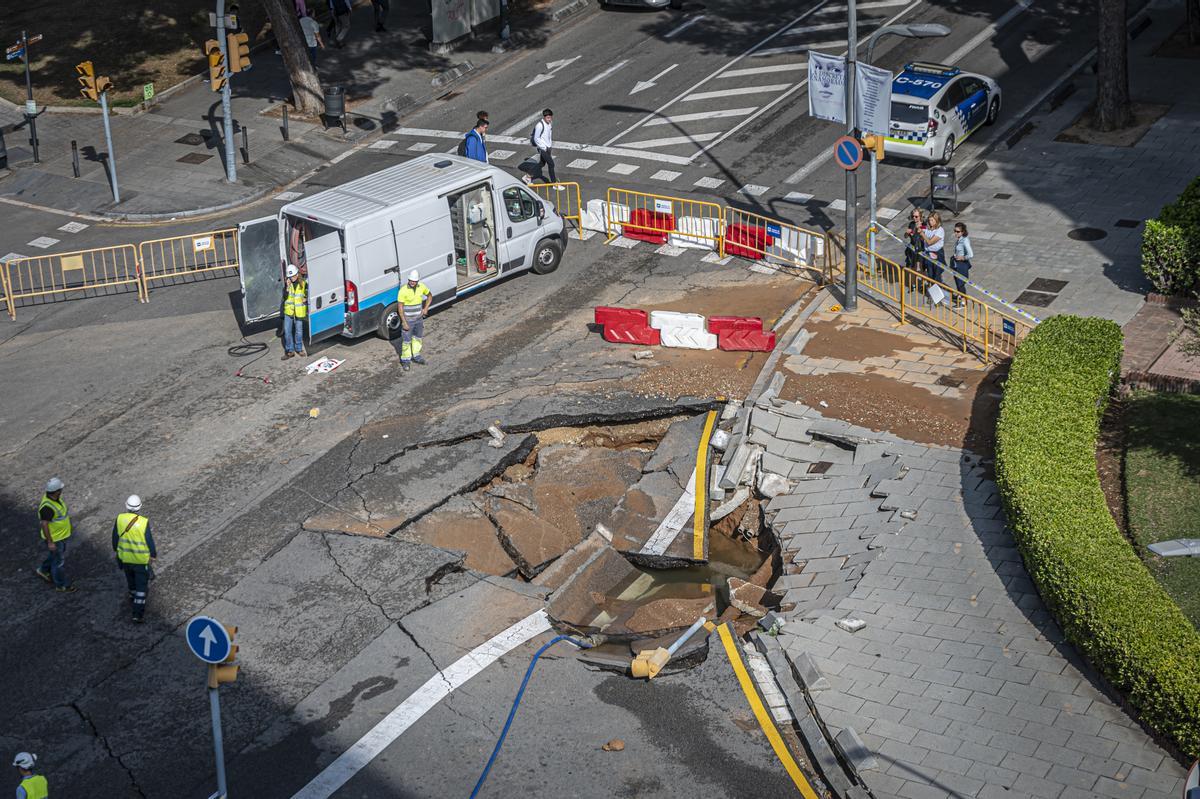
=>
[891,101,928,125]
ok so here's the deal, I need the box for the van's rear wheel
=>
[532,239,562,275]
[377,303,402,341]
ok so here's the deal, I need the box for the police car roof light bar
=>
[905,61,960,77]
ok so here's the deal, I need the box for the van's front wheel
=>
[532,239,562,275]
[377,303,403,341]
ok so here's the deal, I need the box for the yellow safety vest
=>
[284,279,308,318]
[397,282,431,308]
[115,513,151,565]
[38,495,71,542]
[19,774,48,799]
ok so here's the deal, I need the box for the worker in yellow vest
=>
[397,269,432,372]
[282,263,308,360]
[113,495,157,624]
[35,477,75,593]
[12,752,47,799]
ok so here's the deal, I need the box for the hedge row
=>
[995,315,1200,758]
[1142,174,1200,295]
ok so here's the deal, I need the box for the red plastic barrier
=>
[708,315,764,334]
[723,223,768,260]
[624,209,674,244]
[594,306,649,327]
[603,322,661,346]
[718,329,776,352]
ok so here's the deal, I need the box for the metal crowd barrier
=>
[530,182,585,240]
[140,228,239,290]
[605,188,726,255]
[2,244,144,319]
[0,264,13,321]
[723,207,831,281]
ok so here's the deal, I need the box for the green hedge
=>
[1142,175,1200,295]
[995,315,1200,758]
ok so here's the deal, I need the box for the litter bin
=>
[323,86,346,133]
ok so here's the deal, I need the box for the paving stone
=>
[836,727,879,771]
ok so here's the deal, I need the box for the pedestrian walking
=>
[397,270,432,372]
[950,222,973,306]
[294,0,308,18]
[460,118,488,163]
[282,264,308,360]
[113,495,156,624]
[530,109,560,187]
[299,10,324,67]
[35,478,75,593]
[476,110,489,125]
[12,752,47,799]
[904,208,925,273]
[326,0,352,47]
[371,0,389,31]
[921,211,946,284]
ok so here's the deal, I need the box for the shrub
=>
[1142,175,1200,296]
[995,314,1200,758]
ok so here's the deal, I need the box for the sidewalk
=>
[0,0,590,219]
[879,5,1200,327]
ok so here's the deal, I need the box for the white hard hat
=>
[45,477,64,493]
[126,495,143,512]
[286,264,299,278]
[12,752,35,769]
[408,270,420,281]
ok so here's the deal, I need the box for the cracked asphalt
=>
[0,190,811,796]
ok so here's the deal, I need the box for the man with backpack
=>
[460,117,488,163]
[531,109,559,187]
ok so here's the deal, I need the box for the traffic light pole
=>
[843,0,858,311]
[868,149,877,272]
[98,90,120,204]
[207,668,229,799]
[216,0,237,183]
[21,31,39,164]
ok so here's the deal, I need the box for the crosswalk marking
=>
[620,132,721,149]
[58,222,89,233]
[643,108,756,127]
[609,237,639,248]
[567,158,598,169]
[683,84,792,102]
[656,244,687,256]
[829,199,847,211]
[275,191,303,201]
[406,142,435,152]
[694,177,725,189]
[718,64,807,79]
[609,163,639,175]
[27,237,59,249]
[489,149,516,161]
[651,170,682,182]
[784,191,813,203]
[369,140,397,150]
[739,184,770,197]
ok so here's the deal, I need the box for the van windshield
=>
[891,101,929,125]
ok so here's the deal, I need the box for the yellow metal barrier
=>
[0,261,14,321]
[530,182,584,240]
[140,228,239,289]
[2,244,144,318]
[605,188,725,255]
[723,207,830,281]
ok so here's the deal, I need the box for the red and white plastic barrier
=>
[594,307,774,353]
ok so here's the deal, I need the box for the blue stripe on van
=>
[309,302,346,336]
[357,285,396,311]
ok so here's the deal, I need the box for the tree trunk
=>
[1094,0,1133,131]
[260,0,323,115]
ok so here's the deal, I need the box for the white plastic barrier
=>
[649,310,706,331]
[659,326,718,350]
[584,199,630,234]
[669,216,721,251]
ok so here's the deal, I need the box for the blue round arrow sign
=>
[186,615,231,664]
[833,135,863,171]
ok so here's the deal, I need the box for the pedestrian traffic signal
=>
[206,40,226,92]
[861,133,886,160]
[226,32,251,73]
[206,624,239,687]
[76,61,97,102]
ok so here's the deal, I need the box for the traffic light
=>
[76,61,97,102]
[207,624,239,688]
[206,39,226,92]
[94,76,113,97]
[226,32,251,73]
[861,133,886,161]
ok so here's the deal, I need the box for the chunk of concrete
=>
[402,497,519,577]
[758,472,791,499]
[727,577,784,617]
[835,727,879,772]
[788,649,831,692]
[533,530,612,592]
[712,487,750,521]
[487,495,579,579]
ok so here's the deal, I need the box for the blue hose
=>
[468,634,591,798]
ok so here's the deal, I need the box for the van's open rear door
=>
[304,230,346,344]
[238,215,282,322]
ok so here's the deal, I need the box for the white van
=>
[237,153,568,343]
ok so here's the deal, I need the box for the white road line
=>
[783,21,851,34]
[641,469,696,555]
[819,0,912,11]
[290,611,552,799]
[751,41,842,58]
[330,150,355,164]
[585,59,631,86]
[620,132,721,149]
[784,151,827,184]
[718,64,806,78]
[643,108,756,126]
[631,63,678,95]
[391,127,693,165]
[944,0,1032,64]
[664,15,706,39]
[683,84,792,102]
[500,111,545,137]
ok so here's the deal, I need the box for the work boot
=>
[132,616,144,624]
[282,352,293,360]
[35,568,51,584]
[401,361,411,371]
[299,349,308,357]
[56,585,77,594]
[413,356,427,365]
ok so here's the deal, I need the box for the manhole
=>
[1067,227,1107,241]
[176,153,213,165]
[935,375,966,389]
[993,192,1012,200]
[1026,277,1068,294]
[1115,219,1141,228]
[174,132,206,146]
[1014,290,1057,308]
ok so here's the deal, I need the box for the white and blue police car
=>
[886,62,1001,164]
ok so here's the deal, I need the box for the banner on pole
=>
[807,52,846,124]
[855,62,893,136]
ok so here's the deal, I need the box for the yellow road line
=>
[693,409,717,560]
[716,623,820,799]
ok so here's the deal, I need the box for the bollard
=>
[241,125,249,165]
[281,104,289,141]
[71,139,80,178]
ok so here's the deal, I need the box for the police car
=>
[886,62,1001,164]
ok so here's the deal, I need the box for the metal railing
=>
[724,207,832,281]
[0,264,13,321]
[140,228,239,289]
[530,182,584,240]
[2,244,144,318]
[605,188,726,255]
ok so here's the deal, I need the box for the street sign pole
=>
[98,90,120,203]
[208,669,228,799]
[216,0,237,182]
[844,0,858,311]
[185,616,238,799]
[21,31,39,163]
[868,149,877,273]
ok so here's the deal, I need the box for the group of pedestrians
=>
[904,208,973,307]
[458,108,561,188]
[294,0,391,68]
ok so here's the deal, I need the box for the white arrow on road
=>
[630,63,677,95]
[526,56,581,88]
[199,625,217,658]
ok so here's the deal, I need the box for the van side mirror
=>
[537,204,546,221]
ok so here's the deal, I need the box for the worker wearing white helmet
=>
[396,269,432,372]
[281,263,308,361]
[35,477,75,593]
[12,751,47,799]
[113,494,157,624]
